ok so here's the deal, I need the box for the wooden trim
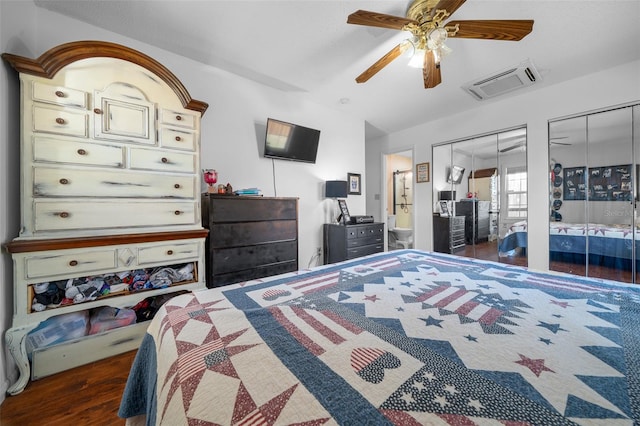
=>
[469,168,497,179]
[1,40,208,115]
[5,229,209,253]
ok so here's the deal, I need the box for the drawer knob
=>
[161,157,169,163]
[175,136,182,141]
[55,90,66,98]
[55,117,66,125]
[174,210,182,215]
[69,260,78,267]
[59,211,69,218]
[175,115,182,121]
[167,250,174,255]
[174,183,181,189]
[59,178,69,185]
[93,108,103,115]
[77,149,87,156]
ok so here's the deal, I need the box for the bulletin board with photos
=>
[563,164,633,201]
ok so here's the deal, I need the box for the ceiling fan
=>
[347,0,534,88]
[550,137,572,146]
[499,141,525,153]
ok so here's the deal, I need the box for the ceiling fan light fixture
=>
[406,36,426,68]
[426,27,448,49]
[437,43,452,59]
[408,49,426,68]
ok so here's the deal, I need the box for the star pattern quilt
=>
[500,221,640,266]
[119,249,640,425]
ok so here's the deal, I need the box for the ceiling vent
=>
[462,59,541,101]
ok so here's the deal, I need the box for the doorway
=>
[385,150,414,251]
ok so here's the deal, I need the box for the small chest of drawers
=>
[323,222,385,264]
[202,195,299,287]
[433,215,466,253]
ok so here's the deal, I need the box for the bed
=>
[119,249,640,425]
[500,221,640,268]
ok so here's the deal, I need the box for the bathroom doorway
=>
[385,150,414,250]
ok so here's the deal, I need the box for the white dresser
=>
[2,41,209,394]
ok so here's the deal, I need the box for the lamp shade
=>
[325,180,348,198]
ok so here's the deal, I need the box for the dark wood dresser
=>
[455,200,490,244]
[323,222,385,264]
[202,194,298,287]
[433,215,466,254]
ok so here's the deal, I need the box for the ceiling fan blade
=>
[447,20,534,41]
[347,10,417,30]
[499,142,525,153]
[431,0,467,19]
[356,43,409,83]
[423,50,442,89]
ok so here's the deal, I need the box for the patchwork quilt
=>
[119,249,640,425]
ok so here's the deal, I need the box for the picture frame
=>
[416,162,430,183]
[337,199,351,224]
[439,200,450,217]
[347,173,361,195]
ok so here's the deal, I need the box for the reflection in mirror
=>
[496,128,528,267]
[432,127,527,267]
[549,104,638,283]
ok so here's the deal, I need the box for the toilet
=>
[387,215,413,250]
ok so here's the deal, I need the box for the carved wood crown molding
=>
[1,40,208,115]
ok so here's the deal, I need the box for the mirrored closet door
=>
[549,103,640,283]
[432,127,528,266]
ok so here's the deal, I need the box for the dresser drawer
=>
[451,228,465,239]
[130,147,196,173]
[211,240,297,275]
[356,224,385,238]
[33,167,195,199]
[32,105,88,138]
[160,109,196,129]
[159,127,196,151]
[450,216,465,228]
[31,81,88,109]
[347,243,384,259]
[205,196,297,222]
[31,321,148,380]
[34,201,198,232]
[33,137,124,167]
[25,249,116,279]
[210,220,297,248]
[138,241,200,264]
[347,234,383,248]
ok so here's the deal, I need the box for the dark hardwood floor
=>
[457,239,634,283]
[459,239,528,266]
[0,350,136,425]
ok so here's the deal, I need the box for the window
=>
[506,167,527,218]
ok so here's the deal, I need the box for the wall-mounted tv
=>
[447,165,465,184]
[264,118,321,164]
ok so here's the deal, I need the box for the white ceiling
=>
[34,0,640,138]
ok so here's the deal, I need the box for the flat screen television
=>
[447,165,465,184]
[264,118,321,163]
